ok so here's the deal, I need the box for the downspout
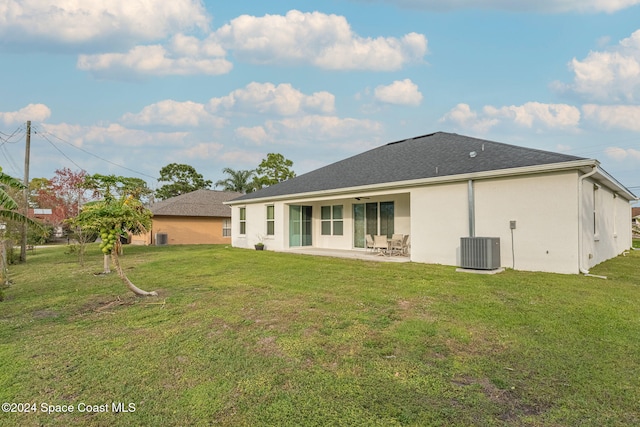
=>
[578,166,598,275]
[468,179,475,237]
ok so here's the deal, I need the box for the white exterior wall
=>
[232,193,410,251]
[409,172,582,273]
[581,178,633,269]
[410,182,469,266]
[474,172,579,274]
[231,169,634,274]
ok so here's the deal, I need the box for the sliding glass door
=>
[354,202,394,248]
[380,201,395,237]
[289,205,312,247]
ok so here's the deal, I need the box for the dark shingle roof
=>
[151,189,243,217]
[235,132,586,201]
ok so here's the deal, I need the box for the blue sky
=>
[1,0,639,198]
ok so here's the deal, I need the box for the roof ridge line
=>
[386,131,443,146]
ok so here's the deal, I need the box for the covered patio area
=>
[278,247,411,263]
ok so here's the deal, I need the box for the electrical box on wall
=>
[510,220,516,230]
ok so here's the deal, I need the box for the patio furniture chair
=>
[365,234,375,252]
[389,234,404,255]
[372,235,389,255]
[399,234,409,255]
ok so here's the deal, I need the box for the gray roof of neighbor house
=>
[233,132,589,202]
[151,189,243,217]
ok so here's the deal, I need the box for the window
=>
[321,206,331,235]
[223,219,231,237]
[593,184,599,239]
[239,207,246,235]
[266,205,275,235]
[333,205,343,235]
[321,205,344,236]
[613,193,618,237]
[353,201,394,248]
[379,201,394,237]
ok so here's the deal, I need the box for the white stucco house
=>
[227,132,637,274]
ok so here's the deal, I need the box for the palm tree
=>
[215,168,256,193]
[0,167,43,285]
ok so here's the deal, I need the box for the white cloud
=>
[484,102,581,128]
[235,126,268,144]
[217,150,264,165]
[439,103,499,133]
[85,123,189,147]
[272,115,383,140]
[41,123,187,148]
[214,10,427,71]
[441,102,581,133]
[77,38,232,78]
[9,7,426,77]
[236,115,383,144]
[364,0,640,13]
[374,79,423,106]
[178,142,224,160]
[0,0,209,48]
[209,82,335,116]
[0,104,51,125]
[556,30,640,102]
[604,146,640,161]
[121,100,227,128]
[582,104,640,131]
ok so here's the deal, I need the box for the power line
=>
[0,142,21,176]
[0,126,26,145]
[32,125,159,180]
[564,137,640,158]
[37,132,87,172]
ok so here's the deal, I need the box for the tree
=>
[252,153,296,190]
[83,174,152,203]
[156,163,212,200]
[215,168,255,193]
[0,167,44,286]
[30,169,89,232]
[69,192,157,297]
[49,168,89,218]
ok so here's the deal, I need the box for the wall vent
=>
[460,237,500,270]
[155,233,168,246]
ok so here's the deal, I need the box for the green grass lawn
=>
[1,244,639,426]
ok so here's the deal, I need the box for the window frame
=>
[321,204,344,236]
[223,219,231,237]
[593,184,600,240]
[239,207,246,235]
[266,205,275,236]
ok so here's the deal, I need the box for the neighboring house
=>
[133,189,243,245]
[633,207,640,237]
[227,132,637,274]
[28,207,65,237]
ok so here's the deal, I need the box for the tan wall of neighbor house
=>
[149,216,231,245]
[130,232,151,246]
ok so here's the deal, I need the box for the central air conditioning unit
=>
[460,237,500,270]
[155,233,168,246]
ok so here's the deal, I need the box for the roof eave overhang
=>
[226,159,637,205]
[590,166,638,201]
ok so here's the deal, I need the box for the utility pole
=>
[20,120,31,263]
